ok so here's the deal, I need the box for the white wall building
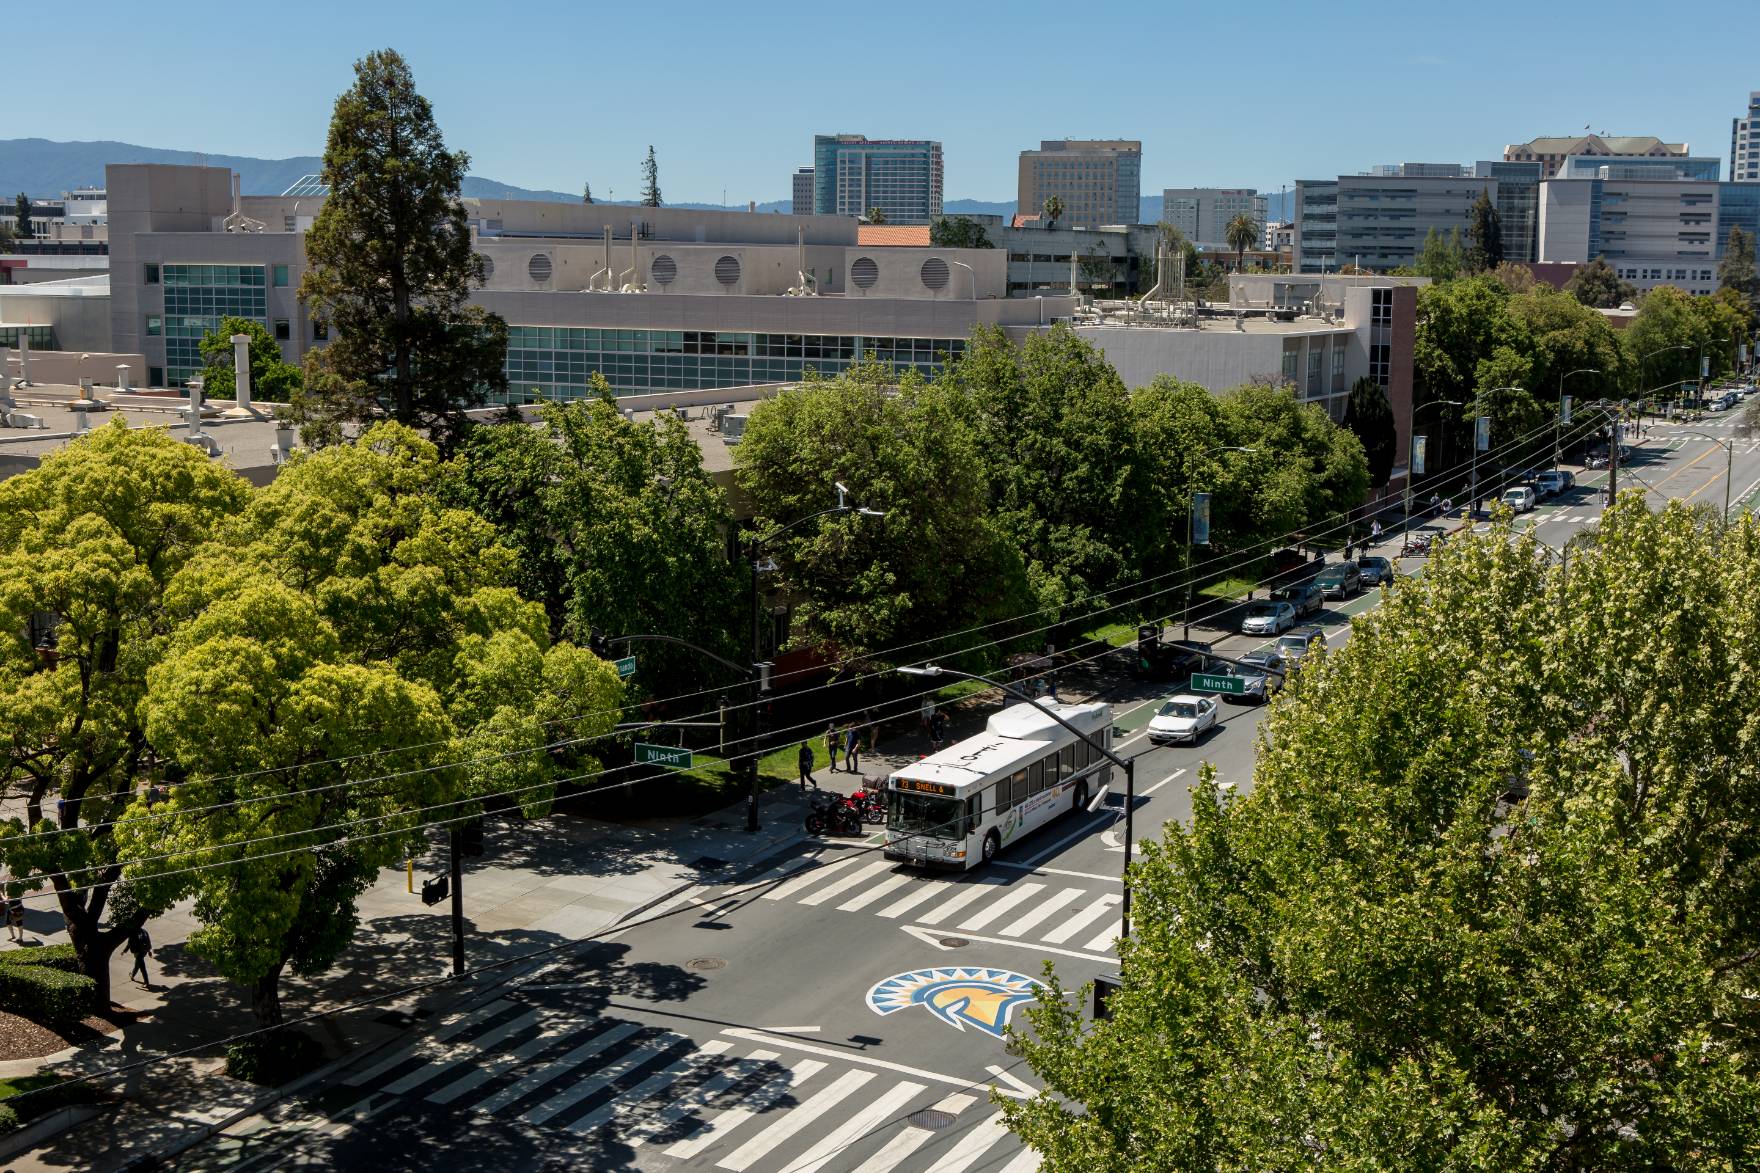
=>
[1161,188,1267,248]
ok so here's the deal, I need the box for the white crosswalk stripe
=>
[875,878,958,919]
[998,886,1086,937]
[837,871,916,912]
[916,881,1002,926]
[799,859,899,907]
[339,1017,1043,1172]
[1043,893,1121,944]
[956,883,1044,932]
[761,854,866,901]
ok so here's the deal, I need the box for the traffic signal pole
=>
[449,825,465,978]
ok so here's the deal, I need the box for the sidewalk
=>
[1,788,815,1171]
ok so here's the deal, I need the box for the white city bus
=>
[884,701,1113,869]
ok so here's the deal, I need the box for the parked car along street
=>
[1355,555,1393,586]
[1277,625,1326,667]
[1314,562,1361,599]
[1240,600,1296,635]
[1271,580,1324,618]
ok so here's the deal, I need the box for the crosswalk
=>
[333,997,1039,1171]
[749,854,1122,958]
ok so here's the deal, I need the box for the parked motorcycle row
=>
[803,786,885,836]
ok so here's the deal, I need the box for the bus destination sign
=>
[896,779,954,795]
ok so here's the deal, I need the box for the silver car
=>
[1240,600,1296,636]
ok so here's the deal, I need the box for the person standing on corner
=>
[825,721,840,774]
[796,741,816,793]
[843,723,860,775]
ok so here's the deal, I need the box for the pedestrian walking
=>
[5,895,24,943]
[843,724,860,775]
[127,925,153,986]
[929,710,948,751]
[863,708,878,752]
[1429,493,1440,517]
[919,695,935,737]
[1370,519,1383,545]
[796,741,816,793]
[825,721,840,773]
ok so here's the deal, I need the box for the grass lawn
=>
[0,1075,63,1101]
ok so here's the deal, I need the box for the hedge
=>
[0,944,79,973]
[0,963,95,1023]
[226,1030,326,1087]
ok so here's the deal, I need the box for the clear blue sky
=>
[22,0,1760,203]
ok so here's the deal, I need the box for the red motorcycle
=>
[850,785,887,826]
[804,790,862,837]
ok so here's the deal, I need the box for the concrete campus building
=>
[1160,188,1269,249]
[1294,165,1535,274]
[810,135,943,225]
[1504,134,1690,180]
[791,167,814,217]
[1017,140,1142,230]
[1735,91,1760,183]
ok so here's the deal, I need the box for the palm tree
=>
[865,206,887,225]
[1225,214,1260,271]
[1042,195,1064,230]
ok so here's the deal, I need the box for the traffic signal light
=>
[1092,971,1123,1020]
[1136,623,1162,677]
[421,875,450,906]
[588,628,609,658]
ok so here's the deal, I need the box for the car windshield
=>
[1317,568,1342,581]
[1158,701,1198,720]
[1242,654,1277,670]
[886,789,964,839]
[1246,603,1276,617]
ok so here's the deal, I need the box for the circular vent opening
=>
[850,257,880,289]
[478,255,495,283]
[528,253,553,283]
[651,255,678,285]
[920,257,950,291]
[714,255,741,286]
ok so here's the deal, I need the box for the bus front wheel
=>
[981,830,1000,865]
[1072,781,1089,814]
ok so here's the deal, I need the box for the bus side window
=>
[1027,759,1044,796]
[1010,769,1027,809]
[965,796,979,836]
[1059,744,1074,782]
[994,777,1012,815]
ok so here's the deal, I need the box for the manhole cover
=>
[907,1109,957,1130]
[686,956,727,972]
[937,937,969,949]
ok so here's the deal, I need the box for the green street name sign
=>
[635,743,693,769]
[615,656,638,679]
[1190,672,1246,695]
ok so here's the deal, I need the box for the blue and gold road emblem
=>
[865,967,1044,1039]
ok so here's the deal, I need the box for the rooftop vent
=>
[651,255,678,285]
[478,255,494,283]
[714,255,741,286]
[528,253,553,283]
[920,257,950,291]
[850,256,879,289]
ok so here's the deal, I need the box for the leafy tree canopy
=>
[1004,499,1760,1169]
[1414,226,1464,282]
[1564,255,1636,309]
[929,216,993,249]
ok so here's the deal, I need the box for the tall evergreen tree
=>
[12,192,31,239]
[581,181,593,205]
[1718,225,1758,311]
[1464,188,1503,273]
[1414,226,1463,282]
[640,146,661,207]
[295,48,507,451]
[1341,375,1397,488]
[1565,255,1638,309]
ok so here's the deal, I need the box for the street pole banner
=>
[1191,493,1211,546]
[1702,355,1711,379]
[1475,416,1491,452]
[1412,435,1426,476]
[1561,395,1572,425]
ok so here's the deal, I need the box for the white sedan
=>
[1148,694,1220,745]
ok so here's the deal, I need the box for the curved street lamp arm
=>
[603,632,749,678]
[897,665,1128,771]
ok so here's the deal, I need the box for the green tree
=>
[1717,224,1758,311]
[0,221,15,253]
[1342,376,1397,488]
[1623,284,1711,396]
[640,146,661,208]
[196,317,304,401]
[736,360,1030,659]
[1564,255,1636,309]
[1224,212,1259,271]
[1464,188,1503,273]
[1413,225,1464,281]
[1002,501,1760,1169]
[0,423,251,1003]
[1504,284,1627,404]
[1489,260,1535,293]
[929,216,993,249]
[1042,195,1064,230]
[1216,380,1369,534]
[295,48,507,451]
[864,206,886,225]
[950,325,1155,616]
[115,423,621,1027]
[12,192,30,239]
[444,387,746,695]
[581,181,593,205]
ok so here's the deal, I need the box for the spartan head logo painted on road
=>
[865,967,1044,1039]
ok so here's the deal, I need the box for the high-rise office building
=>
[792,167,815,216]
[1160,188,1268,247]
[1295,173,1493,273]
[1017,140,1141,228]
[812,135,943,224]
[1503,134,1689,180]
[1733,91,1760,182]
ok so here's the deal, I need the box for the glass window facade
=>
[162,264,267,385]
[0,325,55,350]
[501,326,964,403]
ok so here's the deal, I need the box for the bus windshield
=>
[887,790,964,840]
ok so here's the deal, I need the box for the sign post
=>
[615,656,637,679]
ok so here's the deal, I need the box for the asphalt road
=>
[168,425,1751,1173]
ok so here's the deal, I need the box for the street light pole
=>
[1557,369,1598,471]
[1183,446,1254,641]
[1673,429,1734,521]
[1408,398,1462,526]
[1639,344,1690,418]
[898,665,1139,938]
[1473,388,1525,519]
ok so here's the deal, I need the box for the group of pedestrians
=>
[793,700,953,793]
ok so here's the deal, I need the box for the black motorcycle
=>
[804,790,862,837]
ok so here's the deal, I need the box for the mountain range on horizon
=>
[0,138,1291,225]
